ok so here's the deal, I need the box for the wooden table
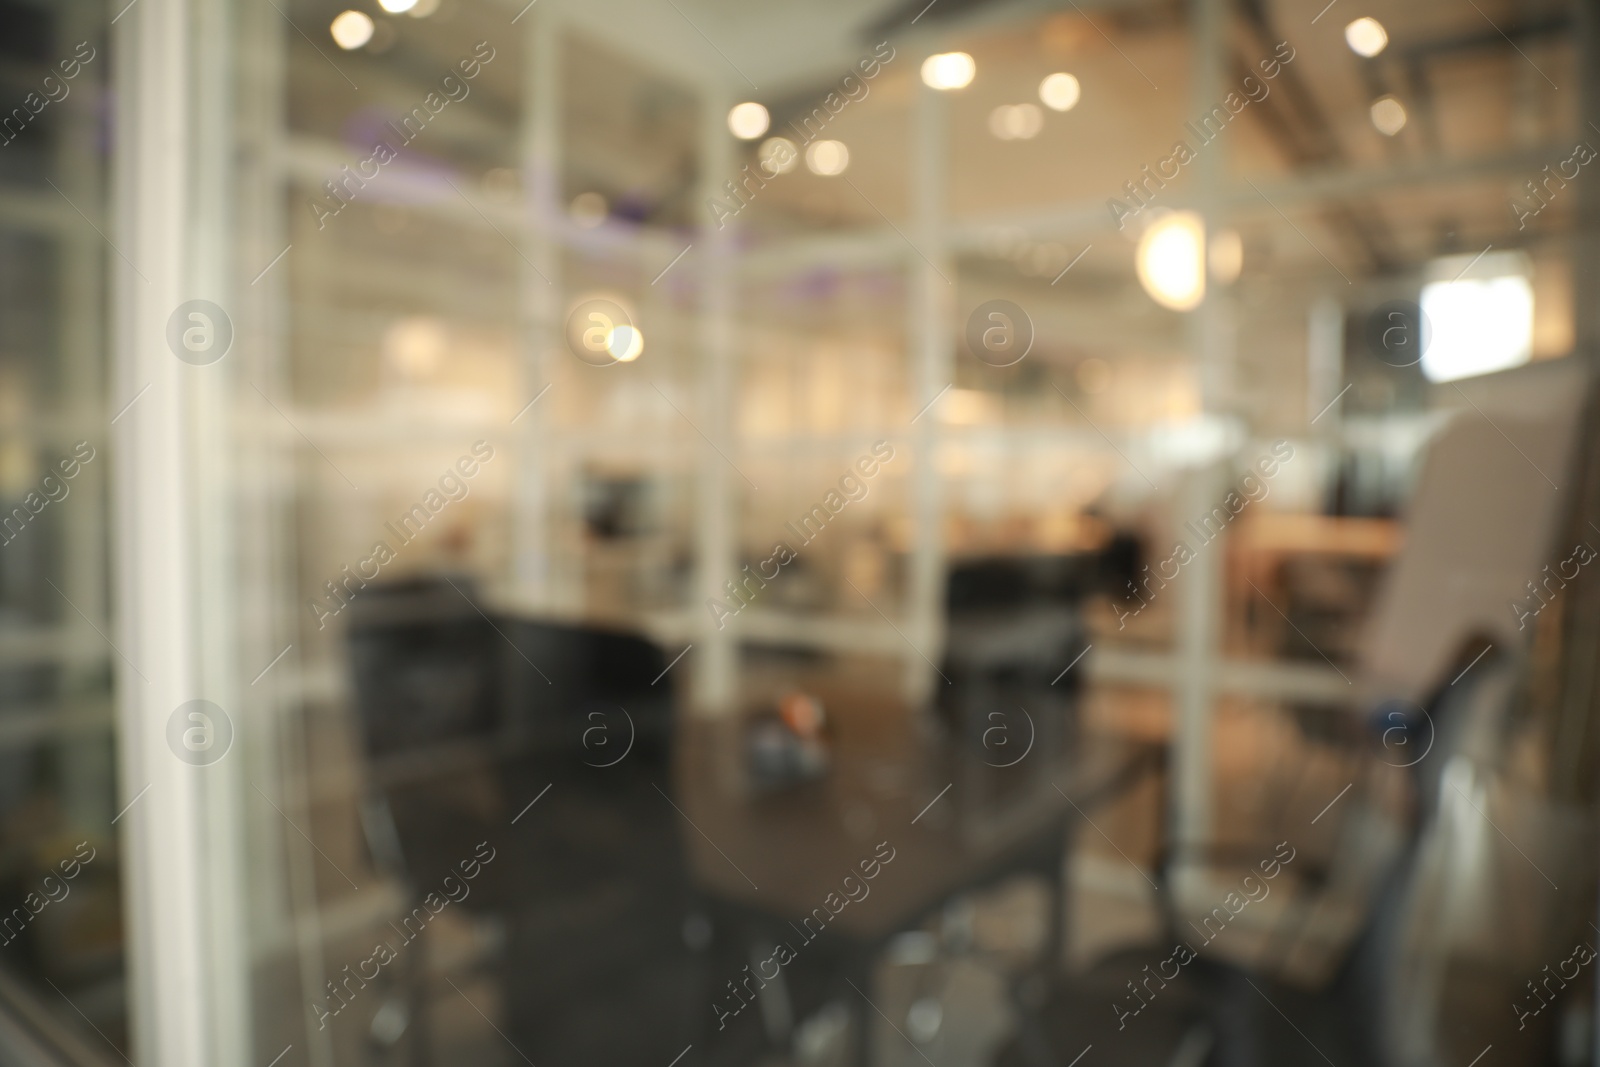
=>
[681,710,1069,920]
[673,694,1153,1064]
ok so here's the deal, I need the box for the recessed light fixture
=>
[1137,211,1205,311]
[377,0,418,12]
[1370,95,1407,136]
[727,102,770,140]
[920,52,976,91]
[805,140,849,176]
[607,324,644,362]
[1344,17,1388,58]
[1038,72,1081,111]
[329,10,375,49]
[987,104,1043,141]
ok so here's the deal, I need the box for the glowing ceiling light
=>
[377,0,417,12]
[607,324,644,362]
[329,10,375,50]
[728,102,770,140]
[805,140,849,176]
[1344,17,1388,58]
[1370,95,1407,136]
[988,104,1043,141]
[1419,254,1533,382]
[921,52,976,91]
[1136,211,1205,312]
[1039,72,1081,111]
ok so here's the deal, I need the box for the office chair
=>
[490,616,697,1066]
[937,555,1093,838]
[346,578,698,1066]
[345,575,513,1065]
[1341,363,1600,1067]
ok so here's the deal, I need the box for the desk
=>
[1230,513,1401,658]
[679,712,1067,938]
[348,581,1143,1064]
[675,694,1154,1064]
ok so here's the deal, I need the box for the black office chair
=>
[347,575,504,880]
[938,555,1092,834]
[345,576,514,1064]
[346,576,699,1066]
[490,616,698,1065]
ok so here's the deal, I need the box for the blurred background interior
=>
[1,0,1599,1064]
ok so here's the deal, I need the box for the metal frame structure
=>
[111,0,252,1063]
[98,0,1593,1064]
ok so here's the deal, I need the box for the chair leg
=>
[847,961,875,1067]
[406,924,429,1067]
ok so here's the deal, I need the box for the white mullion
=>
[112,0,240,1062]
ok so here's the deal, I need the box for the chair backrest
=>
[345,576,674,770]
[346,575,501,761]
[345,576,680,901]
[1358,358,1593,702]
[499,617,673,767]
[945,553,1098,612]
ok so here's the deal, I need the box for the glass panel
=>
[225,2,1600,1063]
[0,0,124,1057]
[20,0,1600,1064]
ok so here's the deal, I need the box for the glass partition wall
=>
[0,0,124,1060]
[110,2,727,1063]
[0,0,1589,1064]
